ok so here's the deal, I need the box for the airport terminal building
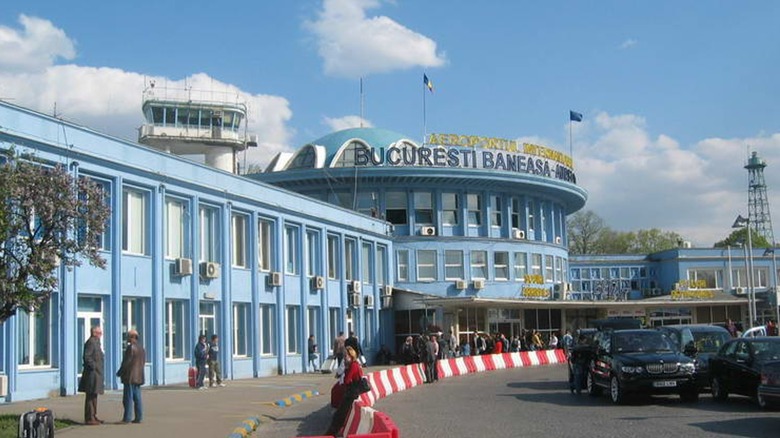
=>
[0,99,772,402]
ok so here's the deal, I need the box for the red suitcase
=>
[188,366,197,388]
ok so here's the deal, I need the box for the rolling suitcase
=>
[320,355,337,374]
[19,407,54,438]
[188,366,198,388]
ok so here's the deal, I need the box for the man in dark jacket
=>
[194,335,209,390]
[117,329,146,423]
[80,326,105,425]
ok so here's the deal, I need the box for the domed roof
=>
[309,127,415,153]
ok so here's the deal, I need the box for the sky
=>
[1,1,780,247]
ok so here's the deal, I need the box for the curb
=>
[273,390,320,407]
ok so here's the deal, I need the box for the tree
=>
[0,156,111,323]
[713,227,771,249]
[567,210,607,255]
[628,229,685,253]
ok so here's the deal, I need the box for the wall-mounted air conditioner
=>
[735,287,746,295]
[364,295,374,308]
[174,258,193,276]
[555,236,562,245]
[312,276,325,290]
[268,271,283,287]
[473,279,486,290]
[0,374,7,397]
[200,261,220,279]
[348,292,361,308]
[382,285,393,296]
[350,280,362,293]
[513,229,526,240]
[421,226,437,236]
[554,282,570,292]
[455,280,467,290]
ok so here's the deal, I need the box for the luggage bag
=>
[19,407,54,438]
[188,366,198,388]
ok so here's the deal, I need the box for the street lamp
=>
[733,215,756,326]
[763,248,779,326]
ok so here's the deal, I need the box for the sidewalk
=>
[0,371,341,438]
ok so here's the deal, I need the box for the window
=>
[17,299,51,367]
[365,309,374,347]
[307,307,320,343]
[445,250,464,280]
[345,239,356,281]
[414,192,434,225]
[528,200,535,233]
[490,196,502,227]
[327,234,339,279]
[544,255,554,282]
[540,202,547,238]
[514,252,527,281]
[495,251,509,280]
[258,219,274,272]
[165,300,186,360]
[306,231,319,278]
[467,193,482,226]
[199,206,219,262]
[397,250,409,281]
[285,225,300,275]
[286,145,318,170]
[555,257,564,282]
[232,214,248,268]
[511,197,522,229]
[199,301,216,337]
[333,141,370,167]
[471,250,488,279]
[329,308,340,351]
[259,304,276,355]
[165,198,186,259]
[531,253,542,276]
[122,297,148,351]
[417,250,437,281]
[688,269,722,289]
[79,176,111,251]
[385,191,408,225]
[377,246,387,286]
[362,242,373,284]
[233,303,250,357]
[287,306,301,354]
[442,192,459,225]
[122,188,147,255]
[356,191,379,217]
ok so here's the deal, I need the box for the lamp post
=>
[764,248,779,326]
[733,215,756,326]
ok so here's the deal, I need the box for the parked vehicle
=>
[742,326,767,338]
[587,329,698,404]
[758,360,780,409]
[710,337,780,408]
[588,318,642,331]
[657,324,731,390]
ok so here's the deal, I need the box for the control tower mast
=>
[138,83,257,173]
[745,150,775,244]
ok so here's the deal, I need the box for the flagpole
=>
[423,79,427,145]
[569,118,573,164]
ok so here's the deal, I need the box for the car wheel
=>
[610,375,625,404]
[711,377,728,401]
[587,372,602,396]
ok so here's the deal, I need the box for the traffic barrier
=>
[343,400,375,435]
[370,411,400,438]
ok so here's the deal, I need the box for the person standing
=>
[80,326,105,425]
[308,334,319,372]
[425,334,439,383]
[117,329,145,423]
[333,332,346,367]
[194,335,209,390]
[208,335,225,387]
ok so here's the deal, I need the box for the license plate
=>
[653,380,677,388]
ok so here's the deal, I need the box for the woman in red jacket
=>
[325,345,364,436]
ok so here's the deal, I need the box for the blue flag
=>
[570,111,583,122]
[423,74,434,93]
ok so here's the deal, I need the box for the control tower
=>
[138,83,257,173]
[745,151,775,244]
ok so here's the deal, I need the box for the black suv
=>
[656,324,731,390]
[588,329,698,404]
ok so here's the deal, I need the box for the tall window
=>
[528,200,536,234]
[307,307,320,342]
[122,188,147,255]
[345,239,356,281]
[199,302,216,337]
[232,214,248,268]
[362,242,373,284]
[445,250,464,280]
[494,251,509,280]
[544,255,554,282]
[531,253,542,277]
[442,192,459,226]
[17,299,51,367]
[514,252,527,281]
[555,257,564,282]
[414,192,434,225]
[511,197,521,229]
[329,308,340,351]
[258,219,274,272]
[376,246,387,286]
[471,250,488,279]
[490,195,502,227]
[122,297,148,349]
[356,191,378,217]
[259,304,276,355]
[365,309,374,347]
[199,206,219,262]
[285,225,300,275]
[165,300,186,360]
[467,193,482,226]
[397,250,409,281]
[327,234,339,279]
[306,231,319,278]
[233,303,250,357]
[79,176,111,251]
[540,202,547,239]
[385,191,408,225]
[417,250,437,281]
[286,306,301,354]
[165,198,186,258]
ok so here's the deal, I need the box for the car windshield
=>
[613,332,673,353]
[753,341,780,362]
[691,331,731,353]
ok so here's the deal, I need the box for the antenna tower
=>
[745,150,775,244]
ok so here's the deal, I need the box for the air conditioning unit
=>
[350,280,362,293]
[174,258,193,276]
[650,288,661,296]
[200,261,220,279]
[455,280,467,290]
[735,287,746,295]
[420,226,437,236]
[512,229,526,240]
[555,236,562,245]
[311,276,325,290]
[382,285,393,296]
[268,271,283,287]
[364,295,375,308]
[554,282,570,293]
[348,292,361,307]
[0,374,7,397]
[473,279,486,290]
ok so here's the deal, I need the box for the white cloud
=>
[323,115,373,131]
[619,38,637,49]
[304,0,447,78]
[572,112,780,246]
[0,15,75,73]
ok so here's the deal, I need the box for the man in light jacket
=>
[117,330,146,423]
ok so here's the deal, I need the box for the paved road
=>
[373,364,779,438]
